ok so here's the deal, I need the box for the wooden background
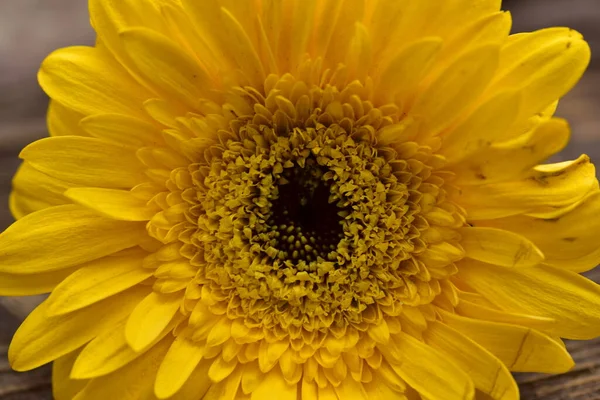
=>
[1,0,600,399]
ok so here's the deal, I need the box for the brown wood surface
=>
[1,0,600,399]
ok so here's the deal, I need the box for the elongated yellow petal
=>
[0,267,77,296]
[0,205,146,274]
[73,336,173,400]
[166,359,212,400]
[47,100,86,137]
[441,89,521,163]
[72,317,178,379]
[218,7,266,88]
[250,368,297,400]
[317,384,339,400]
[363,374,407,400]
[180,0,238,70]
[477,191,600,272]
[455,298,556,332]
[203,366,243,400]
[125,291,182,351]
[457,259,600,339]
[38,46,151,117]
[459,227,544,267]
[424,321,519,400]
[9,286,150,371]
[21,136,146,189]
[493,27,590,120]
[119,27,212,109]
[451,118,570,185]
[438,12,511,63]
[10,162,74,219]
[65,187,158,221]
[381,331,475,400]
[321,0,365,72]
[455,155,596,219]
[208,355,238,383]
[89,0,170,59]
[345,23,372,83]
[52,349,88,400]
[440,310,573,373]
[334,376,368,400]
[375,37,443,104]
[80,114,161,148]
[411,44,499,135]
[46,248,152,315]
[155,336,205,399]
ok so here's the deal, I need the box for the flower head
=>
[2,1,600,399]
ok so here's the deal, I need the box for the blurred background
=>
[0,0,599,399]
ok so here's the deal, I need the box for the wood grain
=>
[1,0,600,399]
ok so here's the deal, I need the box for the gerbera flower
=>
[2,0,600,399]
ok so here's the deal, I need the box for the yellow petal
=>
[317,384,339,400]
[47,100,86,137]
[72,317,178,379]
[411,44,500,135]
[206,317,233,347]
[208,355,238,383]
[250,368,297,400]
[457,259,600,339]
[363,373,407,400]
[424,321,519,400]
[73,335,173,400]
[119,27,212,109]
[429,0,502,40]
[345,23,372,82]
[125,291,182,351]
[440,89,521,163]
[375,37,443,104]
[65,187,158,221]
[89,0,171,73]
[203,366,243,400]
[455,155,596,219]
[438,12,511,64]
[0,205,146,274]
[476,191,600,272]
[381,331,475,400]
[287,0,317,72]
[367,319,390,344]
[459,227,544,267]
[0,267,77,296]
[334,376,368,400]
[46,248,152,315]
[10,162,74,219]
[493,27,590,120]
[20,136,146,188]
[450,118,570,185]
[321,0,365,73]
[166,359,213,400]
[155,336,206,399]
[455,298,556,332]
[80,114,161,149]
[9,286,150,371]
[38,46,151,118]
[218,7,266,88]
[53,349,88,400]
[440,310,573,373]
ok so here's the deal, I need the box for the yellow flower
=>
[2,0,600,399]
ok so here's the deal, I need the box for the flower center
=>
[154,73,467,335]
[266,161,345,263]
